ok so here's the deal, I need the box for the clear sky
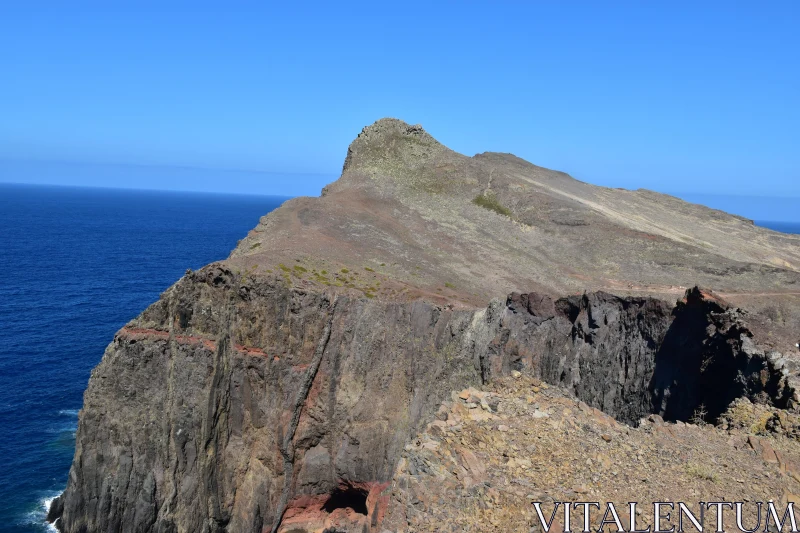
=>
[0,2,798,202]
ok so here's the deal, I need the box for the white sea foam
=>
[58,409,79,416]
[18,491,62,532]
[41,492,63,532]
[41,505,58,531]
[42,495,56,511]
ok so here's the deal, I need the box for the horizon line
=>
[2,181,800,214]
[0,155,340,179]
[0,180,299,199]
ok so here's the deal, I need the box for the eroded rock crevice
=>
[273,296,339,533]
[490,287,797,426]
[651,289,795,423]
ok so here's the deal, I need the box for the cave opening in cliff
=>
[322,486,369,516]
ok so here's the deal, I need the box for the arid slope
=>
[231,118,800,351]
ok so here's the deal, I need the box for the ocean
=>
[0,184,797,532]
[0,184,288,532]
[756,220,800,235]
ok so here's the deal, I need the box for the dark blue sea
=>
[756,220,800,235]
[0,184,797,532]
[0,184,288,532]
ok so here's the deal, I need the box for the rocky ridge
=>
[48,119,800,532]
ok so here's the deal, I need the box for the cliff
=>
[49,120,800,532]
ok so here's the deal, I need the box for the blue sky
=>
[0,2,798,207]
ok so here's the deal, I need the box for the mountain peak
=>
[342,118,448,175]
[352,117,436,148]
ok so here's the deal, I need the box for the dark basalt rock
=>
[490,288,795,427]
[46,495,64,525]
[487,291,674,425]
[651,288,795,422]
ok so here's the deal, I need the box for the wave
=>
[57,409,79,417]
[18,490,62,532]
[41,495,59,532]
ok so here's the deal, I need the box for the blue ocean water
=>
[0,184,287,532]
[757,220,800,235]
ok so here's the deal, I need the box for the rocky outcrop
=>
[485,291,673,425]
[490,288,797,426]
[381,375,800,533]
[49,263,795,532]
[651,288,798,422]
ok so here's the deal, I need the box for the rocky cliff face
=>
[492,288,797,426]
[50,269,796,532]
[49,119,800,532]
[51,266,496,533]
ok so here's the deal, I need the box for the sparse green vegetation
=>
[277,265,292,285]
[341,268,350,274]
[293,265,307,273]
[472,192,512,217]
[445,282,456,289]
[685,463,716,482]
[321,270,327,275]
[750,410,774,434]
[313,270,330,284]
[364,266,374,272]
[249,242,261,250]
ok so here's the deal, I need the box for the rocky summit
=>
[49,119,800,533]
